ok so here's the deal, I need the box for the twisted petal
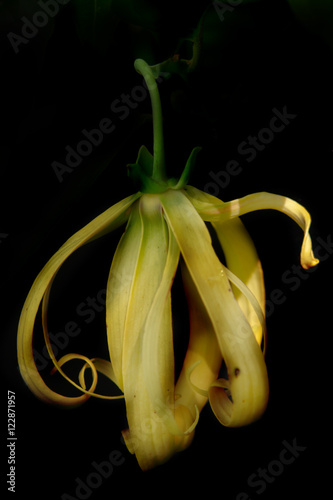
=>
[17,193,139,406]
[184,186,266,346]
[78,358,119,391]
[42,282,123,400]
[186,189,319,270]
[160,189,269,427]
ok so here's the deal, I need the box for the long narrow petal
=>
[184,186,265,346]
[141,222,199,445]
[160,189,269,427]
[185,189,319,269]
[106,200,143,391]
[17,193,139,406]
[118,194,180,470]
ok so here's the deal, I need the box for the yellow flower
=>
[17,59,319,471]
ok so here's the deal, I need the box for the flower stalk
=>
[134,58,166,184]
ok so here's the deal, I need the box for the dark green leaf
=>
[287,0,333,52]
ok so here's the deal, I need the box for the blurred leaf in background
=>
[72,0,119,51]
[287,0,333,52]
[1,0,58,52]
[72,0,211,59]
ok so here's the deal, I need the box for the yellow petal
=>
[223,266,266,355]
[140,217,199,445]
[42,280,123,400]
[175,261,222,413]
[78,358,120,393]
[17,193,139,406]
[160,189,269,427]
[119,194,179,470]
[183,185,265,346]
[186,188,319,270]
[106,200,143,391]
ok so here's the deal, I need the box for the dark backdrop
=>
[1,1,332,499]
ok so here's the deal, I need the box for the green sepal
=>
[127,166,168,193]
[127,144,201,193]
[172,147,202,190]
[136,145,154,177]
[127,145,167,193]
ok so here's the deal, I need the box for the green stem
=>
[134,59,166,183]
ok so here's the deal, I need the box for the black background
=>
[1,1,332,498]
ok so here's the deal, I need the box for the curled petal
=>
[185,188,319,270]
[17,194,138,406]
[185,362,209,398]
[50,353,98,395]
[43,277,123,400]
[160,189,269,428]
[223,266,266,355]
[52,356,124,400]
[183,185,266,346]
[78,358,121,395]
[183,264,267,405]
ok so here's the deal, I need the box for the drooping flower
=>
[17,59,319,470]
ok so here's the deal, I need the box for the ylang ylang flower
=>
[17,59,319,470]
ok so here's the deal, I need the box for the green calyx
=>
[128,145,201,193]
[127,59,201,194]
